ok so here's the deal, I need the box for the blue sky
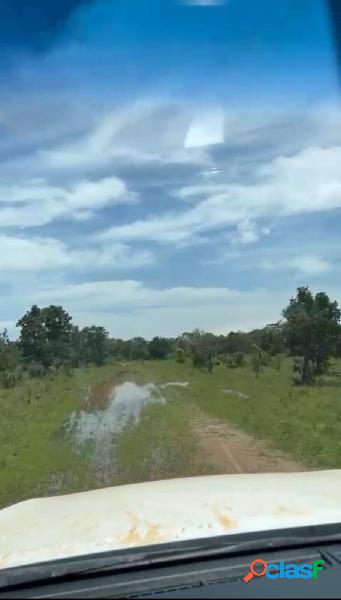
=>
[1,0,341,339]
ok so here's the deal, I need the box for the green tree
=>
[175,347,185,363]
[17,305,48,367]
[0,330,20,371]
[283,287,341,384]
[149,337,171,360]
[42,305,73,367]
[0,329,21,387]
[127,337,149,360]
[250,345,262,377]
[68,325,84,367]
[81,326,109,366]
[17,305,73,369]
[260,323,285,355]
[192,346,206,369]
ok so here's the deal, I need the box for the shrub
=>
[226,353,245,368]
[175,347,185,363]
[0,368,23,389]
[293,356,315,386]
[27,362,47,378]
[234,351,246,367]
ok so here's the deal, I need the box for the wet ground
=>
[62,374,302,487]
[64,379,189,485]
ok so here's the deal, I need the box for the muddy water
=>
[64,380,188,485]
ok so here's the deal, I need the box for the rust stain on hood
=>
[2,471,341,570]
[120,512,167,545]
[213,510,237,531]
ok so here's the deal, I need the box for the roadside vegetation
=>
[1,286,341,509]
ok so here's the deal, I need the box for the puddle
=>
[222,389,250,400]
[64,381,175,484]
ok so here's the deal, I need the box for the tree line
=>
[0,286,341,387]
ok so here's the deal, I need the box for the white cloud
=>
[235,220,260,244]
[0,235,154,272]
[4,276,341,340]
[288,256,332,275]
[260,254,332,275]
[0,176,133,227]
[286,256,332,275]
[287,256,332,275]
[40,100,211,172]
[101,145,341,244]
[37,280,234,308]
[33,280,287,339]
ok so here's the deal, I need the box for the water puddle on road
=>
[64,380,188,484]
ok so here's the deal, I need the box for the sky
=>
[1,0,341,339]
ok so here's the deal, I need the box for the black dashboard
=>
[1,525,341,598]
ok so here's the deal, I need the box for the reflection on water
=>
[66,382,163,444]
[64,380,188,484]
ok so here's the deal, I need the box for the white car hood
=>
[1,470,341,570]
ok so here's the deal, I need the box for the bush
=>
[234,352,246,367]
[192,349,206,369]
[226,353,245,368]
[272,355,282,370]
[292,356,315,386]
[61,363,73,377]
[27,362,47,378]
[0,368,23,389]
[175,347,185,363]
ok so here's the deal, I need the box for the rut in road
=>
[191,406,303,475]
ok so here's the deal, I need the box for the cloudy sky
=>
[1,0,341,339]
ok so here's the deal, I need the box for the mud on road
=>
[191,405,302,475]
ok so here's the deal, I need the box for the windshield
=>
[1,0,341,568]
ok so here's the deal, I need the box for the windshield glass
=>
[1,0,341,567]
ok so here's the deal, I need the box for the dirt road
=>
[191,406,302,474]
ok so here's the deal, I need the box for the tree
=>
[68,325,84,367]
[17,305,48,367]
[175,347,185,363]
[149,337,171,360]
[81,326,109,366]
[260,323,285,356]
[250,344,269,376]
[192,346,207,369]
[0,329,21,387]
[0,330,20,371]
[126,337,149,360]
[17,305,73,369]
[283,287,341,384]
[42,305,73,367]
[225,331,249,354]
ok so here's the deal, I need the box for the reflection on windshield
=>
[1,0,341,562]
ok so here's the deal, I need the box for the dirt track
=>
[191,406,303,474]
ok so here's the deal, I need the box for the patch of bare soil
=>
[191,406,303,474]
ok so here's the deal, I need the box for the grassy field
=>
[1,357,341,509]
[126,358,341,468]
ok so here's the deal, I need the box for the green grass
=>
[2,357,341,510]
[115,399,211,485]
[128,358,341,469]
[0,363,127,508]
[0,361,208,509]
